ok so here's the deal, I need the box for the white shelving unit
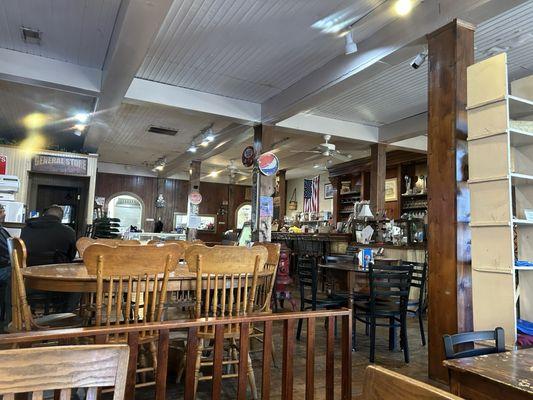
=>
[467,53,533,346]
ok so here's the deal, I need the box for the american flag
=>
[303,175,320,212]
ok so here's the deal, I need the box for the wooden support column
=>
[251,124,275,242]
[187,159,201,241]
[276,169,287,223]
[427,19,475,381]
[370,143,386,213]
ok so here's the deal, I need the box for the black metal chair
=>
[406,262,427,346]
[296,255,347,340]
[354,263,413,363]
[443,327,505,360]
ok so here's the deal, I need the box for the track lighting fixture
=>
[344,31,358,55]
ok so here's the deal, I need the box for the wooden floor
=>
[137,316,433,399]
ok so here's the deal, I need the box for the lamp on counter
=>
[358,204,374,220]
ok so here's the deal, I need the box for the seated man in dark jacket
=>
[0,205,11,330]
[21,205,76,266]
[21,205,78,312]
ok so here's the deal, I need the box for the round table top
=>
[22,262,270,293]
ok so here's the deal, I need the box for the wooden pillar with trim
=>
[251,124,275,242]
[187,159,201,241]
[427,19,475,381]
[370,143,386,214]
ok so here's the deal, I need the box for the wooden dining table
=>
[443,348,533,400]
[22,262,271,293]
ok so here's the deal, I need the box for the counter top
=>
[353,242,426,250]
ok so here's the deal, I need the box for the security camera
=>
[410,52,427,69]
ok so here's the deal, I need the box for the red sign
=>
[0,155,6,175]
[188,191,202,205]
[258,152,279,176]
[242,146,255,168]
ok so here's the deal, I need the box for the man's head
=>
[43,205,64,220]
[0,204,5,223]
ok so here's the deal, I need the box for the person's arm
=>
[0,228,11,268]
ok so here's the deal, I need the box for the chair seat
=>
[354,301,402,317]
[35,313,83,328]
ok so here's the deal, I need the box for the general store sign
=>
[31,154,88,176]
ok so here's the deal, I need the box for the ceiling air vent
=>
[20,27,42,44]
[147,126,178,136]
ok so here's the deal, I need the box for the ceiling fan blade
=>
[304,153,325,161]
[330,151,351,162]
[289,150,321,154]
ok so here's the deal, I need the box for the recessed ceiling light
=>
[394,0,413,16]
[209,171,219,177]
[74,113,89,124]
[74,124,86,131]
[188,144,197,153]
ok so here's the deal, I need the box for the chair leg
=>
[388,318,395,351]
[401,315,410,363]
[193,339,203,399]
[369,318,376,363]
[418,311,426,346]
[246,352,258,399]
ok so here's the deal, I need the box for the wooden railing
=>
[0,309,352,400]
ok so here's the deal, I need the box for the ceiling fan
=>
[291,134,352,162]
[203,160,249,182]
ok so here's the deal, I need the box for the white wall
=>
[285,172,332,217]
[0,145,98,224]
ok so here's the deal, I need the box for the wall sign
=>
[31,154,88,175]
[0,155,6,175]
[260,196,273,217]
[188,191,203,205]
[242,146,255,167]
[258,152,279,176]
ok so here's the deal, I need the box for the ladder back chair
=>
[0,345,129,400]
[354,263,413,363]
[184,244,269,399]
[406,261,428,346]
[7,237,81,333]
[443,327,505,360]
[83,243,184,389]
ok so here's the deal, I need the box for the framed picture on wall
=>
[385,178,398,202]
[324,183,334,199]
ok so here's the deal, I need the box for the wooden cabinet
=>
[468,53,533,346]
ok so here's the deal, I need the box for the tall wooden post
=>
[370,143,386,214]
[251,124,275,242]
[187,159,201,241]
[427,19,475,381]
[276,169,287,223]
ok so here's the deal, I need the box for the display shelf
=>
[510,129,533,147]
[508,95,533,119]
[468,53,533,347]
[511,173,533,186]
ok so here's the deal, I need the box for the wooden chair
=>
[443,327,505,360]
[406,261,428,346]
[184,244,269,399]
[76,237,141,257]
[147,239,192,254]
[0,344,129,400]
[354,264,413,363]
[355,365,463,399]
[83,243,184,389]
[7,237,82,332]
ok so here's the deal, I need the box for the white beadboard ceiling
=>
[137,0,398,103]
[97,102,236,167]
[311,0,533,126]
[0,0,121,68]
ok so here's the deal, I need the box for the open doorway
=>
[27,172,90,237]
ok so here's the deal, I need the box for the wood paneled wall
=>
[95,172,251,241]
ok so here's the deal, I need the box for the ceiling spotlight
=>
[394,0,413,16]
[74,124,86,131]
[313,163,320,169]
[205,128,215,142]
[200,139,210,147]
[152,157,167,172]
[74,113,89,124]
[410,52,427,69]
[209,171,219,178]
[345,31,358,55]
[188,144,197,153]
